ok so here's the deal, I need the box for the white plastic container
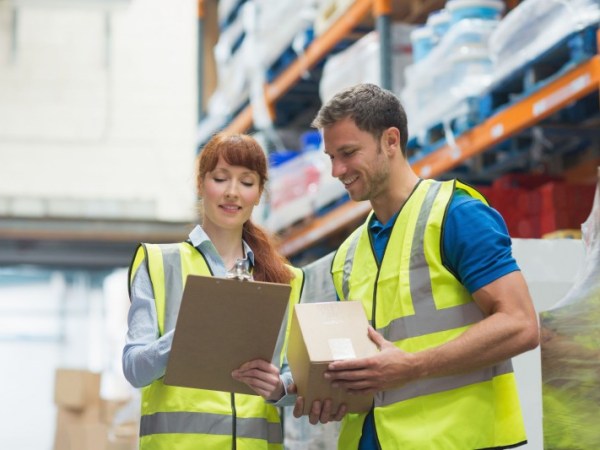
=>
[489,0,600,84]
[426,9,452,42]
[410,26,435,62]
[401,17,498,144]
[446,0,505,24]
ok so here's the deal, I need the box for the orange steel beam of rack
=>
[223,0,374,134]
[412,54,600,179]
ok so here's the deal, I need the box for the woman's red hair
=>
[198,133,293,284]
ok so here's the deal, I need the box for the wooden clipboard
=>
[164,274,291,395]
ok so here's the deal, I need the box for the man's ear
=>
[382,127,401,156]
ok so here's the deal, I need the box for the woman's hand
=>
[232,359,285,401]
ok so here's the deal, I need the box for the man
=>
[293,83,539,449]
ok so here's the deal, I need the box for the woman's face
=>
[199,156,262,232]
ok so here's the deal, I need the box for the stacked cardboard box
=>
[53,368,138,450]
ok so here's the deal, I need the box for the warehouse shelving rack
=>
[219,0,392,134]
[197,1,599,259]
[277,28,600,258]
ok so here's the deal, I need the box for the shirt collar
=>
[188,224,256,267]
[369,210,400,233]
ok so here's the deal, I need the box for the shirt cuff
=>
[267,372,297,407]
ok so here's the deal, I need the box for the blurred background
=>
[0,0,598,448]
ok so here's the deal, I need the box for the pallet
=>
[406,24,599,169]
[476,24,599,122]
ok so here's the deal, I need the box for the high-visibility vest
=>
[332,179,527,450]
[129,241,304,450]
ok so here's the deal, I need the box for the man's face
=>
[323,117,390,203]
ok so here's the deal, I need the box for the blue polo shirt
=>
[358,188,519,449]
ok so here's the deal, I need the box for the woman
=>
[123,132,304,450]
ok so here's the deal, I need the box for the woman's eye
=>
[241,181,255,187]
[213,177,226,183]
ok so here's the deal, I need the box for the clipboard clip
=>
[225,258,254,281]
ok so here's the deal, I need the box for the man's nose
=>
[331,159,346,179]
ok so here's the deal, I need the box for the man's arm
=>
[323,270,539,394]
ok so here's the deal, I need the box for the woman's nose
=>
[225,181,239,198]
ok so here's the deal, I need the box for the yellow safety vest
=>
[129,241,304,450]
[331,179,526,450]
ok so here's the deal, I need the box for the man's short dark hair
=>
[312,83,409,155]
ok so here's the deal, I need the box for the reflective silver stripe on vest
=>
[160,243,184,333]
[342,229,362,300]
[379,182,484,342]
[140,411,283,443]
[378,358,514,405]
[340,181,514,407]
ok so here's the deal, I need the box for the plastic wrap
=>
[539,168,600,449]
[319,24,414,103]
[208,11,249,118]
[401,18,498,143]
[283,408,340,450]
[206,0,318,120]
[489,0,600,84]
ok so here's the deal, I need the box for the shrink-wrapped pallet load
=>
[539,167,600,448]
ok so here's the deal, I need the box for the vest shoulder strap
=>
[128,243,148,300]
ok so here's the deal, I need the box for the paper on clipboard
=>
[164,274,291,395]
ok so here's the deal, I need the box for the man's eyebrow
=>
[336,144,359,153]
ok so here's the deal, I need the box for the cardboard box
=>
[288,301,378,414]
[68,423,108,450]
[53,407,101,450]
[54,368,101,410]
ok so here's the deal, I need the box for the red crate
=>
[538,182,595,213]
[516,190,542,217]
[515,217,541,238]
[492,173,561,190]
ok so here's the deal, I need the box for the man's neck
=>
[370,168,420,224]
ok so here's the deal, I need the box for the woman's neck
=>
[202,222,245,269]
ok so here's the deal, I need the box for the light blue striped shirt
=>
[122,224,295,406]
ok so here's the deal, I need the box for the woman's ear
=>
[197,178,204,198]
[256,188,263,206]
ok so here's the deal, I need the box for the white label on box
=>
[328,338,356,360]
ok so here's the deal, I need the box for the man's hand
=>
[293,395,348,425]
[325,326,417,394]
[232,359,284,401]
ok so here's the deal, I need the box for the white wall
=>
[511,238,586,450]
[0,0,198,222]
